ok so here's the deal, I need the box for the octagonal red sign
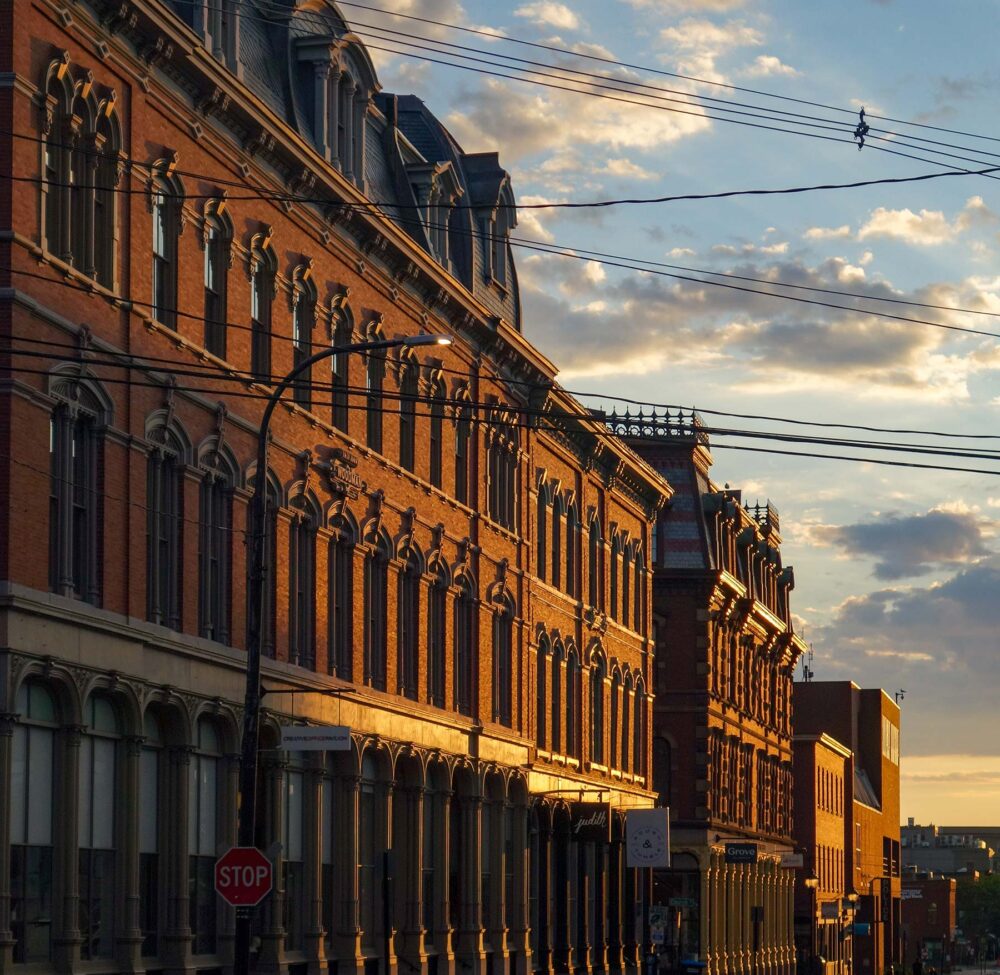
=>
[215,846,273,907]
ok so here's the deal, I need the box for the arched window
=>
[146,425,185,630]
[94,106,121,288]
[427,563,448,708]
[610,534,620,622]
[288,494,318,669]
[398,355,418,473]
[42,68,69,259]
[487,410,517,529]
[198,450,233,643]
[397,547,421,699]
[190,717,222,955]
[291,268,317,409]
[536,487,547,582]
[330,299,353,432]
[634,547,645,633]
[588,518,601,609]
[139,710,163,957]
[249,233,276,381]
[621,545,632,630]
[49,374,105,604]
[454,574,476,716]
[366,351,384,453]
[535,636,548,749]
[492,595,514,726]
[329,518,355,680]
[621,674,633,774]
[202,200,231,358]
[454,396,472,505]
[428,378,445,488]
[550,496,561,589]
[79,694,120,959]
[634,679,645,777]
[590,655,606,765]
[610,669,621,769]
[551,641,563,755]
[151,168,183,329]
[363,535,389,690]
[490,184,516,288]
[565,502,579,598]
[566,649,581,759]
[11,681,58,962]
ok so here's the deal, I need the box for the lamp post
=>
[233,333,451,975]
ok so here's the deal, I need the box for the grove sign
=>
[215,846,273,907]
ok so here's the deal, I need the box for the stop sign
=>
[214,846,273,907]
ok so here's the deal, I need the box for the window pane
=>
[92,738,116,849]
[286,771,303,861]
[197,757,217,856]
[140,749,158,854]
[78,739,93,848]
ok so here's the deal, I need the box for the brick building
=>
[900,876,956,971]
[0,1,672,973]
[793,733,853,975]
[794,684,902,975]
[606,412,806,975]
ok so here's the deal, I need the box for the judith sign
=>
[571,803,611,842]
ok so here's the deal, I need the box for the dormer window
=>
[490,183,516,288]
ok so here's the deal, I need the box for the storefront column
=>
[257,756,287,975]
[53,724,85,970]
[433,788,456,975]
[119,736,145,973]
[305,765,328,975]
[509,798,531,975]
[0,714,18,970]
[336,774,364,975]
[398,784,428,973]
[457,795,485,975]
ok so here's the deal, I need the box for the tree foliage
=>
[957,875,1000,953]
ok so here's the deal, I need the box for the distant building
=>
[795,683,902,975]
[900,875,957,972]
[609,412,807,975]
[902,822,997,875]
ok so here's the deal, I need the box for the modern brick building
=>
[900,875,956,972]
[0,1,672,973]
[794,684,902,975]
[606,413,806,975]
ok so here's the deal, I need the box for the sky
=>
[355,0,1000,825]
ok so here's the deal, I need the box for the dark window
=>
[331,313,352,432]
[622,549,631,629]
[292,288,315,409]
[551,644,563,754]
[250,476,279,659]
[152,190,179,328]
[398,551,420,699]
[588,521,601,609]
[429,384,445,488]
[621,678,632,773]
[250,255,273,381]
[329,526,354,680]
[610,673,621,769]
[454,577,476,716]
[492,601,513,725]
[69,126,88,271]
[94,116,118,288]
[198,468,232,643]
[203,221,228,358]
[487,419,517,529]
[43,87,65,257]
[399,362,417,473]
[566,506,578,598]
[363,543,388,689]
[566,651,580,759]
[146,435,183,630]
[49,400,102,604]
[535,639,548,749]
[288,497,317,669]
[189,718,221,954]
[590,658,605,764]
[455,401,471,505]
[427,568,447,708]
[139,712,162,957]
[633,683,644,775]
[536,491,547,582]
[551,502,561,589]
[366,353,383,453]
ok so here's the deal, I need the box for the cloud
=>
[513,1,581,31]
[600,158,659,180]
[622,0,746,9]
[857,197,999,246]
[744,55,799,77]
[658,18,762,83]
[804,225,852,240]
[812,508,994,579]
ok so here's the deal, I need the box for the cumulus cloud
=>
[744,55,799,77]
[658,18,762,83]
[811,508,994,579]
[622,0,746,9]
[600,158,659,180]
[857,196,999,246]
[513,1,581,31]
[804,225,852,240]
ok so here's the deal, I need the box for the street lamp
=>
[234,332,451,975]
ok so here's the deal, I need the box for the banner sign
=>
[780,852,804,869]
[725,842,758,864]
[625,808,670,868]
[880,878,891,923]
[571,803,611,842]
[280,725,351,751]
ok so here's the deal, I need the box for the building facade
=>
[0,1,672,973]
[900,876,957,972]
[606,412,806,975]
[794,684,902,975]
[901,822,995,876]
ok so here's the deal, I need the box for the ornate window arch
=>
[149,158,185,329]
[427,556,449,707]
[620,672,634,774]
[486,404,518,529]
[93,95,123,288]
[328,510,356,680]
[48,366,110,604]
[288,490,321,669]
[565,499,580,599]
[248,228,277,381]
[453,387,473,505]
[491,589,515,726]
[291,262,318,409]
[197,438,237,643]
[633,676,646,777]
[609,666,622,769]
[329,293,354,432]
[453,570,477,716]
[565,645,581,760]
[363,527,391,689]
[247,466,282,658]
[550,490,562,589]
[535,633,549,750]
[397,541,423,699]
[428,372,446,489]
[201,197,233,359]
[397,350,419,473]
[364,318,385,453]
[40,56,73,259]
[588,515,603,610]
[589,651,606,765]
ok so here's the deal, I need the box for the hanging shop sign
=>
[880,878,892,922]
[571,802,612,842]
[280,725,352,751]
[724,842,758,864]
[625,808,670,868]
[780,852,804,869]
